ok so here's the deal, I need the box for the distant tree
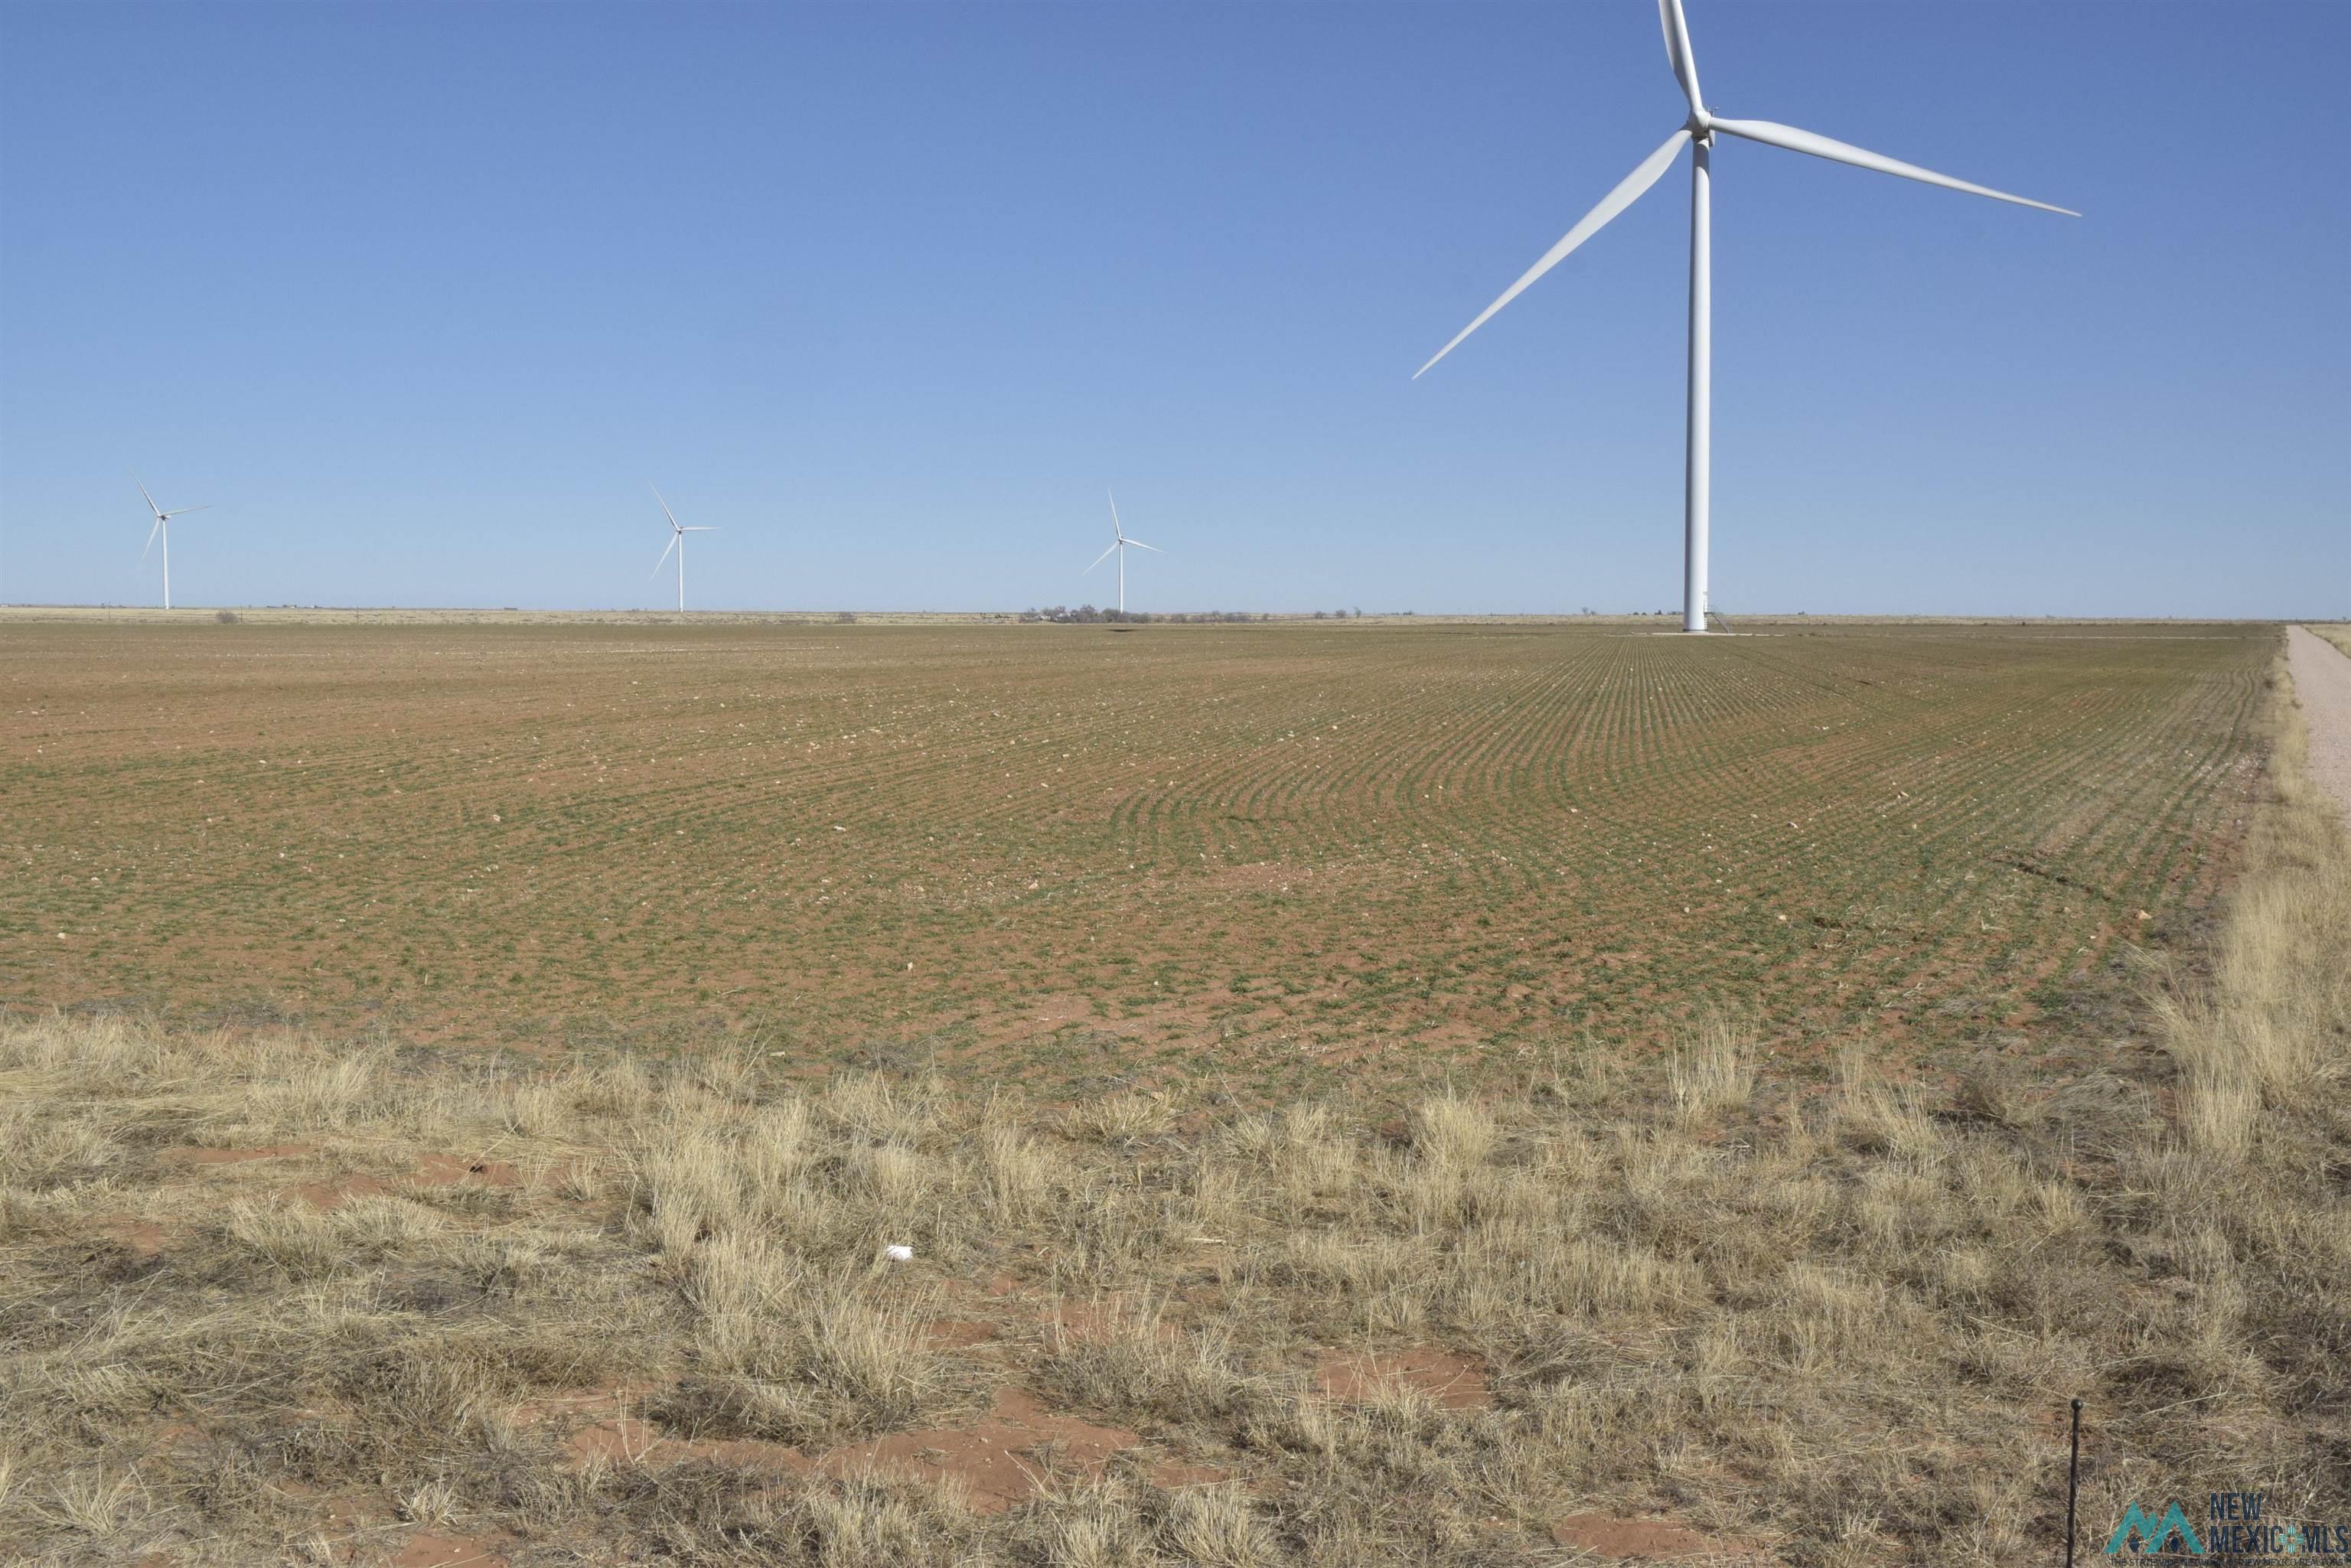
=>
[835,610,858,624]
[214,610,241,624]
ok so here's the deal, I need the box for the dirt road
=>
[2287,625,2351,823]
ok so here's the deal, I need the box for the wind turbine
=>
[1415,0,2075,633]
[649,484,716,612]
[135,478,210,610]
[1083,490,1162,614]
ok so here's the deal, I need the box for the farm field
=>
[7,618,2345,1567]
[2,618,2270,1093]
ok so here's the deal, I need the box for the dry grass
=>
[2154,657,2351,1156]
[1,655,2343,1564]
[2310,623,2351,660]
[1668,1008,1755,1126]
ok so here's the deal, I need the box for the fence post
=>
[2066,1397,2083,1566]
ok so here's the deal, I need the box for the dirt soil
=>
[2287,625,2351,824]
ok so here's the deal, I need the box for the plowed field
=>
[2,619,2270,1087]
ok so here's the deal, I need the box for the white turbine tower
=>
[1083,490,1162,615]
[1416,0,2076,633]
[649,484,716,612]
[135,478,210,610]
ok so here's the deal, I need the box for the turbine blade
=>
[1125,540,1162,554]
[651,483,683,532]
[1414,128,1691,380]
[1107,489,1124,543]
[161,505,210,520]
[141,518,161,562]
[682,526,716,532]
[134,477,162,518]
[1709,118,2079,217]
[652,534,679,577]
[1083,541,1119,575]
[1658,0,1704,114]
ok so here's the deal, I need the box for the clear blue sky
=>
[2,2,2343,616]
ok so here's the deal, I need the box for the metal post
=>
[2065,1397,2082,1566]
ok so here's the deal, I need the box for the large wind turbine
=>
[1083,490,1162,614]
[649,484,716,612]
[1416,0,2075,633]
[135,478,210,610]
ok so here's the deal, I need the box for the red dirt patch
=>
[393,1531,511,1568]
[1550,1513,1736,1560]
[563,1416,809,1475]
[298,1173,397,1208]
[817,1386,1142,1513]
[509,1382,662,1426]
[95,1215,171,1255]
[926,1319,999,1349]
[301,1153,523,1209]
[1148,1459,1232,1488]
[558,1387,1149,1513]
[1315,1346,1492,1410]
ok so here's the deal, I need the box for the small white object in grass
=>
[883,1244,914,1263]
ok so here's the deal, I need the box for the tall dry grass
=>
[2154,656,2351,1155]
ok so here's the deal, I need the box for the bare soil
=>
[2286,625,2351,823]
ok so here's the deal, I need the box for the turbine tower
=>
[135,478,210,610]
[649,484,716,612]
[1416,0,2075,633]
[1083,490,1162,615]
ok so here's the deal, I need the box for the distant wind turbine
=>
[1083,491,1162,614]
[1415,0,2076,633]
[649,484,716,612]
[135,478,210,610]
